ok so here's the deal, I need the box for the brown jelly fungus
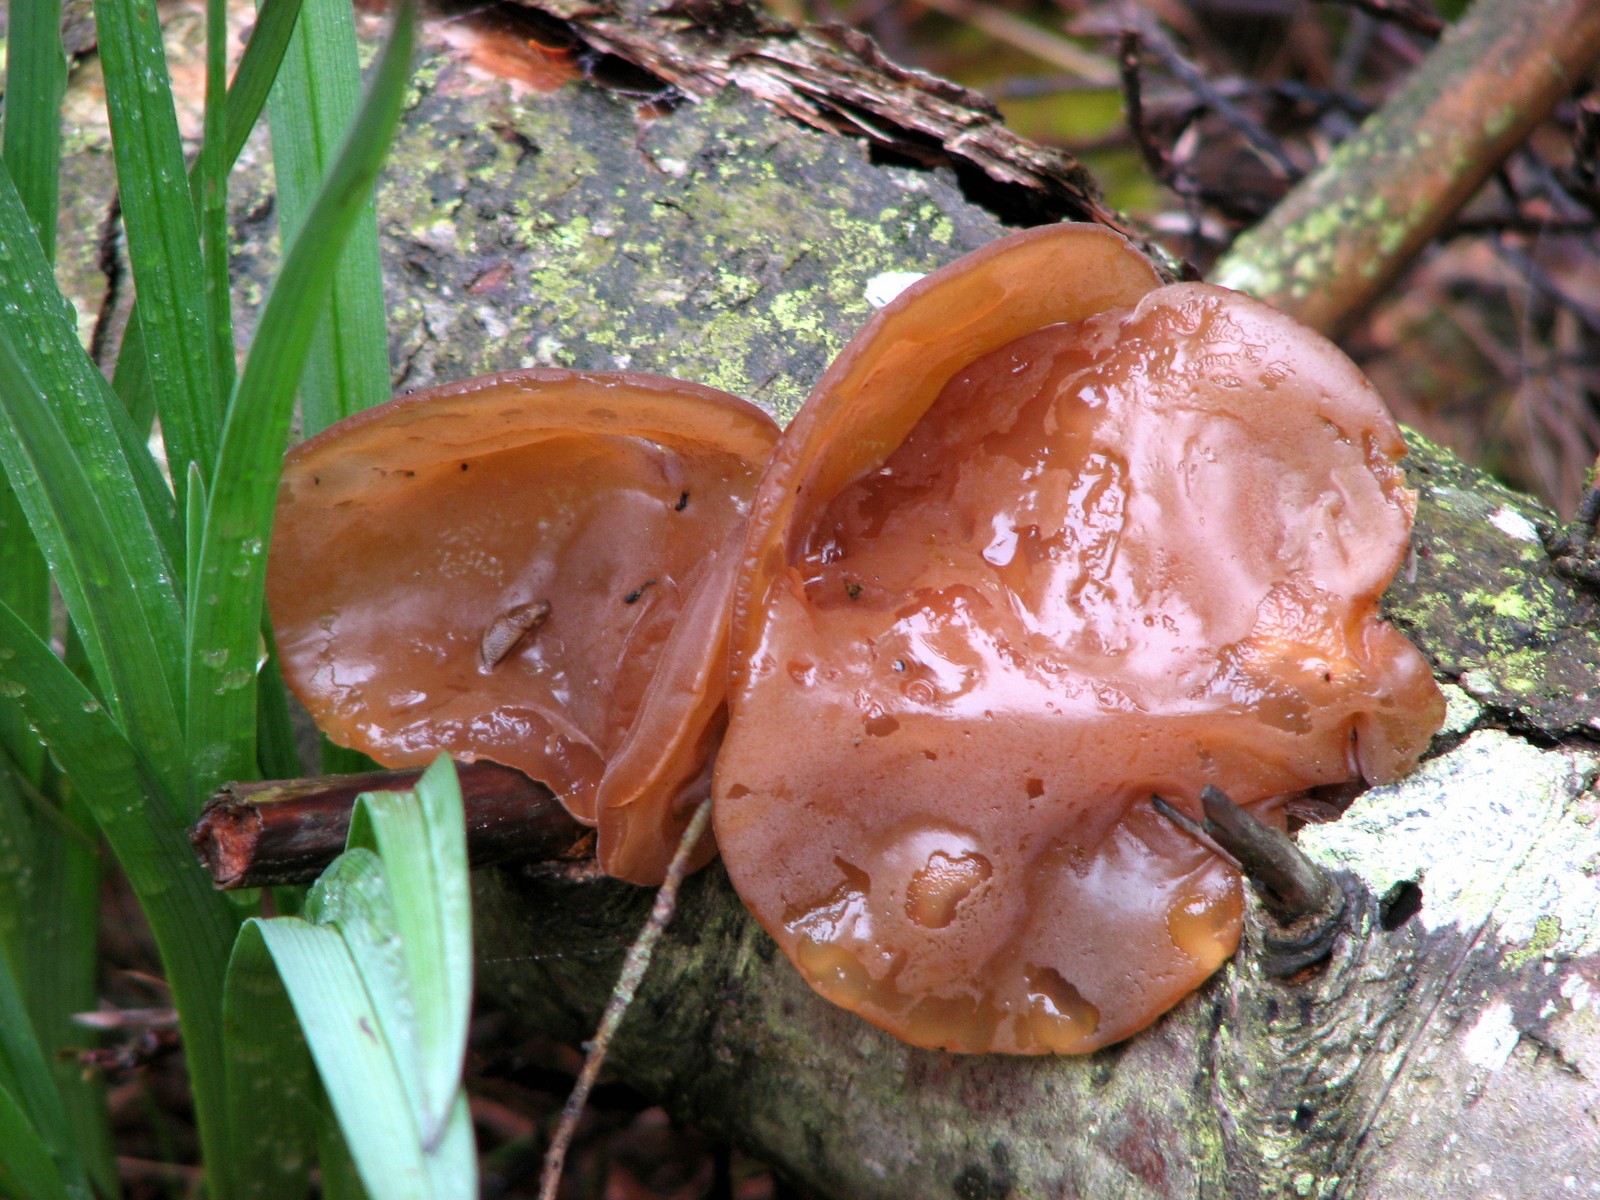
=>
[269,369,779,884]
[712,225,1443,1053]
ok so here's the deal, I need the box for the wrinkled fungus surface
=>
[269,369,779,884]
[714,225,1444,1054]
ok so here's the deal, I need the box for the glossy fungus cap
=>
[269,369,780,884]
[713,225,1444,1054]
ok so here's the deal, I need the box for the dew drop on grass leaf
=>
[0,680,25,699]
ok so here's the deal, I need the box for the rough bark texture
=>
[51,3,1600,1195]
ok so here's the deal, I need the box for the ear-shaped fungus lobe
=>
[269,370,779,884]
[713,226,1444,1054]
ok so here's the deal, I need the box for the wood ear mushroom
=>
[712,224,1445,1054]
[268,369,779,885]
[269,225,1443,1053]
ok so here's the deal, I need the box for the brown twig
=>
[189,760,590,889]
[538,795,715,1200]
[1154,785,1347,976]
[1122,10,1300,182]
[1214,0,1600,337]
[1198,785,1334,919]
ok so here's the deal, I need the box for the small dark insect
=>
[675,491,690,511]
[623,580,658,604]
[479,600,552,671]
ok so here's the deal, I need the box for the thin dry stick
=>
[538,796,716,1200]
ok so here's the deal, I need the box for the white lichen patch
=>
[864,270,925,309]
[1461,1001,1519,1071]
[1437,683,1483,737]
[1488,505,1541,544]
[1298,731,1599,947]
[1560,971,1594,1013]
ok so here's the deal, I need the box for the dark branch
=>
[189,760,590,889]
[1154,785,1348,976]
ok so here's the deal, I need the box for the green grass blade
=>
[0,948,91,1200]
[186,0,415,798]
[0,768,115,1198]
[0,1085,74,1200]
[267,0,394,432]
[223,922,318,1200]
[93,0,221,498]
[226,0,309,167]
[0,296,185,797]
[345,757,471,1143]
[305,849,430,1127]
[315,1108,374,1200]
[0,159,181,561]
[248,915,444,1198]
[0,157,182,560]
[0,600,242,1200]
[1,0,68,262]
[0,481,49,784]
[111,0,310,428]
[199,0,238,404]
[255,639,304,778]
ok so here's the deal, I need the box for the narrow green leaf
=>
[0,158,183,567]
[0,601,242,1200]
[112,0,310,427]
[223,921,318,1200]
[0,948,91,1200]
[0,947,89,1200]
[226,0,309,168]
[0,769,115,1198]
[305,850,429,1130]
[345,757,471,1142]
[199,0,238,404]
[267,0,393,432]
[185,462,207,607]
[0,481,49,784]
[0,155,184,640]
[93,0,221,497]
[248,917,442,1198]
[0,1085,73,1200]
[255,639,305,779]
[186,0,416,798]
[1,0,68,261]
[0,306,185,798]
[315,1107,373,1200]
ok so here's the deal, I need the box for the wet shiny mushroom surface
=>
[268,226,1444,1053]
[713,226,1444,1053]
[269,369,780,884]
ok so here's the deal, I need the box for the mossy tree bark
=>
[52,0,1600,1195]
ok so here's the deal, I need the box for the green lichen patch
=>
[1387,437,1600,742]
[1501,915,1562,970]
[368,49,1002,420]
